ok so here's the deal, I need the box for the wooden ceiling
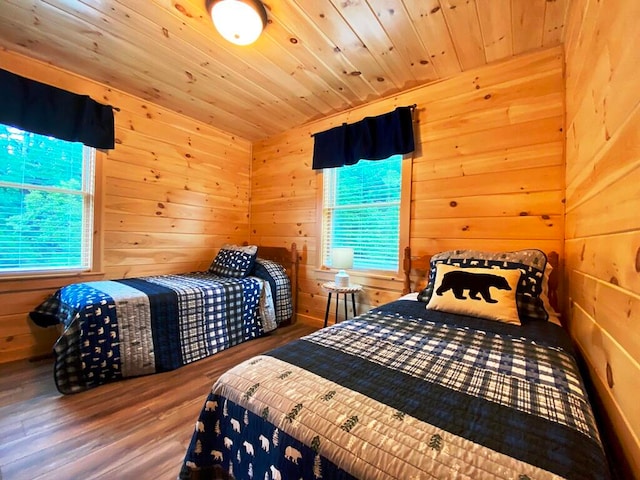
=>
[0,0,568,141]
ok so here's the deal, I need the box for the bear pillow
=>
[426,264,522,325]
[417,248,549,321]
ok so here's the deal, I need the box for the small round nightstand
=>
[322,282,362,327]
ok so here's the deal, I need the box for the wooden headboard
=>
[402,247,560,313]
[256,243,299,324]
[401,246,430,296]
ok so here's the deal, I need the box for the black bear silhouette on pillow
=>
[436,270,511,304]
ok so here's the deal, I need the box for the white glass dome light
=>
[208,0,267,46]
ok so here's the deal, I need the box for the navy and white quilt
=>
[180,300,610,480]
[31,273,270,394]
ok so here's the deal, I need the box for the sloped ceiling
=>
[0,0,568,141]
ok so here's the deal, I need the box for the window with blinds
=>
[322,155,402,272]
[0,124,95,274]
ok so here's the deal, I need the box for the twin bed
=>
[32,244,610,478]
[179,248,611,480]
[31,244,298,394]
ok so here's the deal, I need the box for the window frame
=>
[316,155,411,277]
[0,128,104,281]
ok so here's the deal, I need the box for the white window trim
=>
[0,149,104,282]
[316,156,412,277]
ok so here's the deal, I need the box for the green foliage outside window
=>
[0,124,92,273]
[324,156,402,271]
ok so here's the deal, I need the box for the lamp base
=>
[335,270,350,288]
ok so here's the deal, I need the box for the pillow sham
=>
[418,249,549,321]
[208,244,257,278]
[251,258,292,325]
[426,264,522,325]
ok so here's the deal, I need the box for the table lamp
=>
[332,247,354,287]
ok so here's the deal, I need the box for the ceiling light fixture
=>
[206,0,267,46]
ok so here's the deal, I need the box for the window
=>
[0,124,96,274]
[321,155,409,272]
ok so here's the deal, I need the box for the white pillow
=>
[426,264,522,325]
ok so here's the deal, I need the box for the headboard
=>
[256,243,299,324]
[402,247,560,313]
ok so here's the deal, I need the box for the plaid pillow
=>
[208,244,257,278]
[418,249,549,321]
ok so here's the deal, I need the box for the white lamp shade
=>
[332,248,353,286]
[332,247,354,270]
[210,0,266,46]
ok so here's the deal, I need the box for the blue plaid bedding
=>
[31,273,272,394]
[253,258,292,325]
[180,300,610,480]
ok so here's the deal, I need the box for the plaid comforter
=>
[31,273,269,394]
[180,300,610,480]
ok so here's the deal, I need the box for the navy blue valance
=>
[312,106,415,170]
[0,68,115,149]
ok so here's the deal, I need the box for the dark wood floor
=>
[0,323,317,480]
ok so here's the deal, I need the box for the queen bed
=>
[30,243,298,395]
[179,248,610,480]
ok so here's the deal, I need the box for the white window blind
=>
[0,124,95,274]
[322,155,402,271]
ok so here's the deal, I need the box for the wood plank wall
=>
[251,47,565,327]
[564,0,640,476]
[0,49,252,364]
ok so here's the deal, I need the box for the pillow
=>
[251,258,292,325]
[208,244,257,278]
[418,249,549,321]
[426,264,522,325]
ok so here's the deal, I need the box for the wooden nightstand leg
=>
[351,293,357,317]
[324,292,332,328]
[335,293,339,324]
[343,293,348,320]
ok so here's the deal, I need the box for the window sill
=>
[0,270,104,293]
[314,267,403,283]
